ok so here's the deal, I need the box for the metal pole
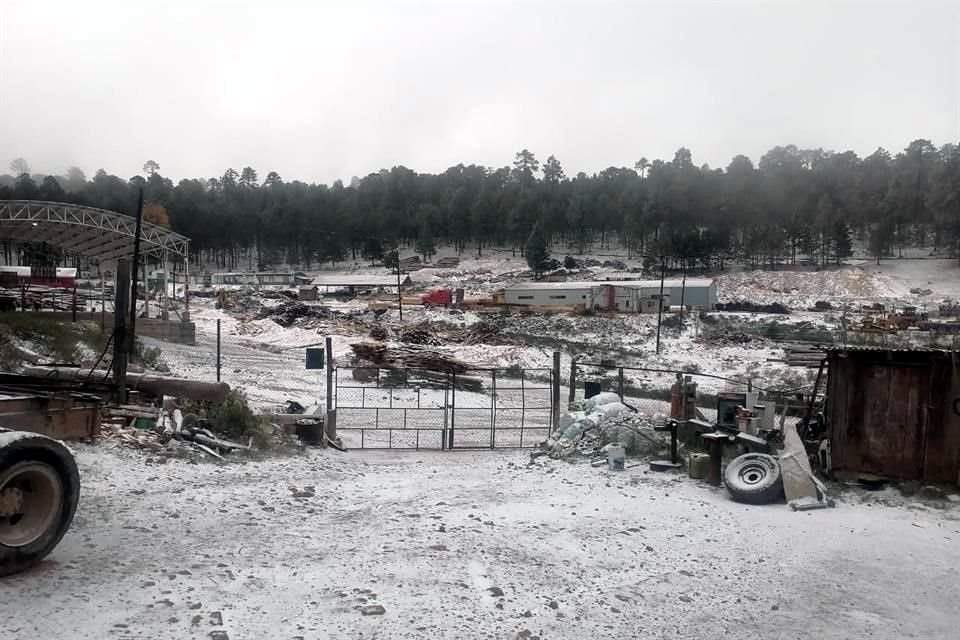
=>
[618,367,624,401]
[71,285,77,322]
[216,319,222,382]
[552,351,561,430]
[127,188,144,352]
[679,262,687,332]
[162,249,169,321]
[100,267,105,329]
[395,253,403,325]
[490,369,496,449]
[112,259,131,404]
[184,246,191,322]
[449,370,456,449]
[655,256,666,355]
[568,358,577,405]
[142,259,148,320]
[325,336,336,441]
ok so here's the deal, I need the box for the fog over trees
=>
[2,139,958,270]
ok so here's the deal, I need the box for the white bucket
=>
[607,445,626,471]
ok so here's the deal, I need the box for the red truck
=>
[421,288,453,308]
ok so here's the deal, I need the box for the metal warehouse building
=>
[503,279,716,312]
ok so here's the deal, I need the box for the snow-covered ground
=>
[151,258,957,411]
[716,259,960,308]
[3,447,958,640]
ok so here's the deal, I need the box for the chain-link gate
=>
[334,365,554,450]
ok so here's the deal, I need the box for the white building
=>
[503,279,717,312]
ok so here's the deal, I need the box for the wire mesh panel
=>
[334,365,554,450]
[335,366,449,450]
[489,368,553,448]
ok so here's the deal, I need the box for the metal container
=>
[688,452,711,479]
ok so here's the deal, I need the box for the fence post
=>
[216,319,221,382]
[449,370,456,449]
[442,371,450,451]
[490,369,496,449]
[552,352,561,430]
[325,336,336,441]
[618,367,624,401]
[568,358,577,405]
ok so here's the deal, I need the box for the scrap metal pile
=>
[100,405,253,461]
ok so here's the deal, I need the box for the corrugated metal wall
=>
[827,349,960,483]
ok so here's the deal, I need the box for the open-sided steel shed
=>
[827,347,960,483]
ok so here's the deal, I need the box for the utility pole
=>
[112,259,131,403]
[655,256,666,355]
[127,188,144,353]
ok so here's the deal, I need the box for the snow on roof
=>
[505,278,715,291]
[311,274,412,287]
[505,281,607,291]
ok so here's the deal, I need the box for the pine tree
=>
[525,223,550,278]
[832,221,853,264]
[415,223,436,262]
[361,238,384,265]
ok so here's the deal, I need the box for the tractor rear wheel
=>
[0,433,80,577]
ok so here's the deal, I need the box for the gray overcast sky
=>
[1,1,958,183]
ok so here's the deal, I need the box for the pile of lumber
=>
[459,321,502,344]
[100,404,251,460]
[397,348,469,374]
[400,327,441,345]
[782,345,828,368]
[399,256,423,272]
[349,341,471,374]
[399,320,508,346]
[351,341,389,363]
[434,256,461,268]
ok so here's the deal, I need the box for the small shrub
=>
[132,338,163,368]
[0,315,105,364]
[182,389,268,448]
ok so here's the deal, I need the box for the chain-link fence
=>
[141,314,330,413]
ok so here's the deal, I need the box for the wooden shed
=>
[826,347,960,483]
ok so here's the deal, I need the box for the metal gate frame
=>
[333,364,556,450]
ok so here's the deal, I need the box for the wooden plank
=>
[828,356,851,471]
[923,358,960,482]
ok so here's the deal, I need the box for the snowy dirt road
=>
[3,448,959,640]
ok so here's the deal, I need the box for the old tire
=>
[0,434,80,577]
[724,453,784,505]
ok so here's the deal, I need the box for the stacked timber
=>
[399,256,423,272]
[434,256,461,268]
[783,345,828,368]
[348,341,481,390]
